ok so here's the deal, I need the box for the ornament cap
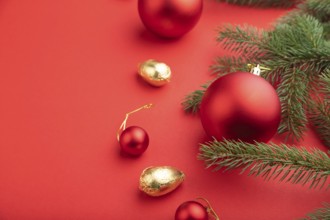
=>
[251,64,261,76]
[247,63,271,76]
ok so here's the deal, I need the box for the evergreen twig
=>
[216,0,301,8]
[308,71,330,148]
[309,101,330,148]
[210,56,248,74]
[276,68,309,141]
[182,83,209,114]
[199,139,330,189]
[301,203,330,220]
[279,0,330,39]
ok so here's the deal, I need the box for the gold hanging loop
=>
[196,197,220,220]
[117,103,153,142]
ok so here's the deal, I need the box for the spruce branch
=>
[278,0,330,39]
[277,68,309,140]
[302,203,330,220]
[278,0,330,24]
[210,56,248,75]
[320,71,330,99]
[216,25,264,60]
[309,100,330,148]
[199,139,330,189]
[301,0,330,23]
[308,71,330,148]
[182,83,208,114]
[216,0,301,8]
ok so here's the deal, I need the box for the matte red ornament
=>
[119,126,149,156]
[138,0,203,38]
[175,201,208,220]
[200,72,281,143]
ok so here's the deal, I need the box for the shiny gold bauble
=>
[138,59,171,87]
[139,166,185,196]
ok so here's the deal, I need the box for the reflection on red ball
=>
[119,126,149,156]
[175,201,208,220]
[200,72,281,143]
[138,0,203,38]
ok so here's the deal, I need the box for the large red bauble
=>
[200,72,281,143]
[119,126,149,156]
[175,201,208,220]
[138,0,203,38]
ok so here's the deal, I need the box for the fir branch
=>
[199,139,330,189]
[216,0,301,8]
[302,203,330,220]
[278,0,330,39]
[308,72,330,148]
[276,68,309,140]
[278,0,330,24]
[182,83,208,114]
[320,71,330,99]
[274,15,326,51]
[216,25,264,60]
[298,0,330,23]
[309,100,330,148]
[210,56,249,75]
[323,23,330,40]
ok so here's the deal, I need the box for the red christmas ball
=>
[175,201,208,220]
[138,0,203,38]
[200,72,281,143]
[119,126,149,156]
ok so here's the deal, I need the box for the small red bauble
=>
[119,126,149,156]
[175,201,208,220]
[200,72,281,143]
[138,0,203,38]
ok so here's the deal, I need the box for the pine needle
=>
[199,139,330,189]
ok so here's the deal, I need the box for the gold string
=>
[117,103,153,142]
[196,197,220,220]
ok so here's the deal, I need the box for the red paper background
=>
[0,1,329,219]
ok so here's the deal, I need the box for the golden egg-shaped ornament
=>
[138,59,171,87]
[139,166,185,196]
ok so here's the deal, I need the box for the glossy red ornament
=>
[200,72,281,143]
[119,126,149,156]
[138,0,203,38]
[175,201,208,220]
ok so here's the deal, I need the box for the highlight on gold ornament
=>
[117,104,153,156]
[138,59,171,87]
[139,166,185,196]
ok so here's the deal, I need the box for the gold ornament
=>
[138,59,171,87]
[139,166,185,196]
